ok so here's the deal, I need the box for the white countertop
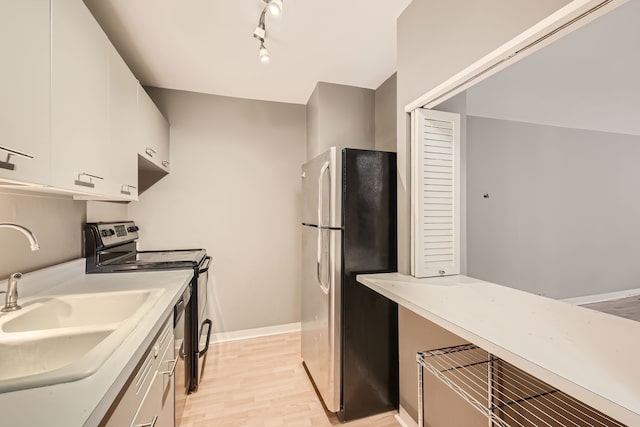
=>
[0,259,193,427]
[357,273,640,426]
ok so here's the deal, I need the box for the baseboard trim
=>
[562,288,640,305]
[396,406,418,427]
[209,322,301,344]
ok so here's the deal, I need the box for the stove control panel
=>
[87,221,139,248]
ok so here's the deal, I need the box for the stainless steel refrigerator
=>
[301,147,398,421]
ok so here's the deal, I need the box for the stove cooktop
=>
[85,222,208,274]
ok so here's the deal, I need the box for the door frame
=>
[404,0,628,112]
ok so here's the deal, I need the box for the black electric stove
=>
[84,221,212,396]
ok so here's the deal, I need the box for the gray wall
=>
[467,116,640,299]
[374,73,397,152]
[395,1,572,422]
[0,191,86,279]
[399,306,486,426]
[305,82,375,160]
[128,88,307,333]
[396,0,571,275]
[466,0,640,138]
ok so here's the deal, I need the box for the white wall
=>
[0,191,86,279]
[128,88,306,333]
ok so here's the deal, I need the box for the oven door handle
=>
[198,319,213,357]
[199,256,212,273]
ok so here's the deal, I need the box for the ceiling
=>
[466,0,640,136]
[84,0,412,105]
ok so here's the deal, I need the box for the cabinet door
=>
[411,108,461,278]
[108,44,138,200]
[137,84,170,173]
[51,0,110,194]
[0,0,51,185]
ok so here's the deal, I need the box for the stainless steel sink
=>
[0,288,164,392]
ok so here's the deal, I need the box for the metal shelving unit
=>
[417,344,625,427]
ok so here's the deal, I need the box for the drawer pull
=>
[0,145,34,171]
[161,160,169,167]
[145,147,156,157]
[74,172,103,188]
[160,359,177,377]
[120,184,137,195]
[135,415,158,427]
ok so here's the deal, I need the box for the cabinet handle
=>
[161,160,169,167]
[135,415,158,427]
[160,359,177,377]
[120,184,137,195]
[0,145,34,171]
[145,147,156,157]
[74,172,104,189]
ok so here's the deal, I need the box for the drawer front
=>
[101,317,172,427]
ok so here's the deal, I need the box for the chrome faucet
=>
[0,223,40,251]
[0,223,40,312]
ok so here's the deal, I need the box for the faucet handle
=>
[2,272,23,312]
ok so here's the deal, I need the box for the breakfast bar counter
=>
[357,273,640,426]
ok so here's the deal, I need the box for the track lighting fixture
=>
[252,0,284,63]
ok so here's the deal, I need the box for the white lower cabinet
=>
[102,317,175,427]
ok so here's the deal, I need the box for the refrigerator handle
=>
[316,161,331,295]
[317,161,330,226]
[316,229,330,295]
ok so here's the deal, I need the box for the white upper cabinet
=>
[137,84,170,173]
[411,108,461,278]
[1,0,168,199]
[108,44,139,200]
[51,0,110,194]
[0,0,51,185]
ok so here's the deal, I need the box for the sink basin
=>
[0,288,165,392]
[1,289,158,333]
[0,328,114,390]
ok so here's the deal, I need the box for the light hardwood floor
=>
[583,295,640,321]
[179,332,400,427]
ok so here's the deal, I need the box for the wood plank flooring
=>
[582,295,640,321]
[179,332,400,427]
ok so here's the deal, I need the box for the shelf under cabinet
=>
[417,344,625,427]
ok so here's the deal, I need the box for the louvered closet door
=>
[411,108,460,278]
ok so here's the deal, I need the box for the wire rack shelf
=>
[416,344,625,427]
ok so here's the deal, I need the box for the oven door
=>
[195,256,212,386]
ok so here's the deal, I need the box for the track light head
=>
[259,43,270,63]
[267,0,283,16]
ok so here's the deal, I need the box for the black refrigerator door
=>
[340,148,399,421]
